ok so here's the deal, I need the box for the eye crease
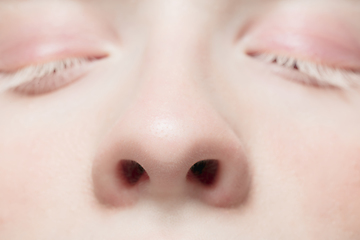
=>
[0,56,103,95]
[250,52,360,89]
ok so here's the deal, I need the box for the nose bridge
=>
[140,0,210,84]
[132,26,213,161]
[127,9,211,166]
[141,31,206,91]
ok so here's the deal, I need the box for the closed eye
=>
[249,52,360,90]
[0,56,104,95]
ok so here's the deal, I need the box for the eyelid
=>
[0,56,100,95]
[245,34,360,72]
[244,10,360,70]
[0,2,118,71]
[251,52,360,89]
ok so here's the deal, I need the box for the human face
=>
[1,0,360,239]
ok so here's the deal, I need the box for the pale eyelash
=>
[0,57,91,93]
[254,53,360,89]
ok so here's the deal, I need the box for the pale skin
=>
[1,0,360,239]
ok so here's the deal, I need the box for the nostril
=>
[119,160,146,186]
[188,160,219,186]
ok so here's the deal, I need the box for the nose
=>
[92,31,250,209]
[92,83,251,208]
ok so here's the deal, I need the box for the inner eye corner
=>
[188,160,219,186]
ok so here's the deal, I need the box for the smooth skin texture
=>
[1,0,360,239]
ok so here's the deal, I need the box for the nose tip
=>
[92,102,251,208]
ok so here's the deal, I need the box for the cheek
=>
[0,139,56,233]
[0,67,131,234]
[302,139,360,234]
[0,115,94,234]
[270,124,360,234]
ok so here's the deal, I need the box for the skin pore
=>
[1,0,360,239]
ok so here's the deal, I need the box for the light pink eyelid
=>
[244,12,360,70]
[0,32,111,72]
